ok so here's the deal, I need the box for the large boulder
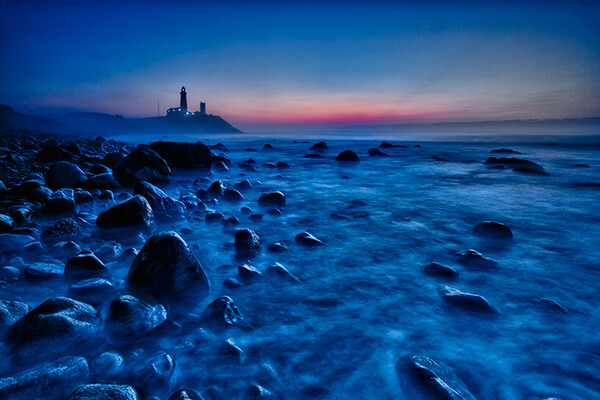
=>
[397,354,476,400]
[106,294,167,340]
[66,384,139,400]
[0,356,89,400]
[150,141,212,169]
[134,181,184,217]
[97,195,154,229]
[6,297,101,364]
[45,161,87,190]
[128,231,210,301]
[114,146,171,185]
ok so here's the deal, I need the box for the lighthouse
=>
[180,86,188,112]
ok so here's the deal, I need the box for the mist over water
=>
[2,132,599,399]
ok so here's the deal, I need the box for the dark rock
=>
[310,141,328,150]
[200,296,250,330]
[472,221,513,240]
[98,190,114,201]
[106,294,167,340]
[0,233,35,254]
[45,161,87,190]
[423,263,458,279]
[36,142,73,162]
[208,180,226,197]
[168,388,204,400]
[336,150,360,161]
[222,216,240,226]
[379,141,406,148]
[263,143,274,149]
[6,297,101,364]
[0,300,29,329]
[128,231,210,301]
[234,179,252,191]
[268,242,288,253]
[238,264,261,283]
[97,195,154,229]
[68,278,116,305]
[276,161,290,169]
[455,249,499,269]
[368,148,389,157]
[134,181,184,217]
[245,385,274,400]
[212,161,228,172]
[235,229,261,252]
[441,286,498,314]
[114,146,172,185]
[101,152,126,169]
[150,141,212,169]
[196,189,210,200]
[95,240,122,262]
[42,217,82,241]
[222,277,242,289]
[91,351,125,381]
[24,261,64,280]
[43,188,77,215]
[74,188,93,202]
[265,262,300,282]
[295,232,324,246]
[131,351,178,398]
[268,208,281,216]
[0,356,89,400]
[0,214,14,233]
[83,172,121,190]
[0,266,19,282]
[65,250,109,280]
[249,213,263,222]
[219,338,244,364]
[484,157,548,175]
[490,148,521,154]
[263,162,276,169]
[209,142,227,151]
[66,384,138,400]
[240,206,252,215]
[223,189,244,202]
[398,354,476,400]
[88,163,112,175]
[205,212,224,223]
[258,191,286,208]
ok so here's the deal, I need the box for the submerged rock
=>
[490,148,521,154]
[114,146,172,185]
[168,388,204,400]
[200,296,250,331]
[368,148,389,157]
[128,231,210,301]
[223,188,244,202]
[23,261,64,280]
[65,250,109,280]
[0,356,89,400]
[207,180,226,197]
[398,354,476,400]
[295,232,324,246]
[336,150,360,161]
[455,249,499,269]
[97,195,154,229]
[6,297,101,364]
[0,300,29,329]
[268,242,288,253]
[68,278,116,305]
[258,191,286,208]
[484,157,548,175]
[66,384,139,400]
[265,262,300,282]
[310,141,328,150]
[131,351,178,398]
[238,264,262,283]
[106,294,167,340]
[472,221,513,240]
[235,229,262,253]
[441,286,498,314]
[0,213,13,233]
[245,385,274,400]
[423,263,458,279]
[91,351,125,381]
[45,161,87,190]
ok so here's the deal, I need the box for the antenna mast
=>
[157,99,160,116]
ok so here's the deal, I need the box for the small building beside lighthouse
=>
[166,86,207,118]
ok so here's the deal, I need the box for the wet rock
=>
[336,150,360,161]
[276,161,290,169]
[240,206,252,215]
[196,189,210,201]
[168,388,204,400]
[295,232,324,246]
[265,262,300,282]
[208,180,226,197]
[238,264,262,283]
[0,233,35,254]
[36,141,74,162]
[200,296,250,331]
[219,338,245,364]
[234,179,252,191]
[223,278,242,289]
[264,143,274,149]
[223,216,240,226]
[268,242,288,253]
[83,172,121,190]
[97,195,154,229]
[150,141,212,169]
[484,157,548,175]
[455,249,499,269]
[66,384,138,400]
[539,298,569,314]
[43,188,77,215]
[45,161,87,190]
[24,261,64,280]
[0,300,29,329]
[0,356,89,400]
[490,148,520,154]
[128,231,210,301]
[106,294,167,340]
[423,263,458,279]
[42,217,82,241]
[398,354,476,400]
[245,385,274,400]
[131,351,178,398]
[223,188,244,202]
[268,208,281,216]
[258,191,286,208]
[6,297,101,364]
[134,181,184,217]
[235,229,261,252]
[91,351,125,381]
[101,152,126,169]
[310,141,328,150]
[441,286,498,314]
[472,221,513,240]
[114,146,172,185]
[68,278,116,305]
[74,188,93,202]
[212,161,229,172]
[368,148,389,157]
[263,162,276,169]
[205,212,224,223]
[379,141,406,148]
[0,266,19,282]
[249,213,263,222]
[88,163,112,175]
[65,251,109,280]
[0,214,14,233]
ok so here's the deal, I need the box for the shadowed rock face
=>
[66,384,139,400]
[0,356,90,400]
[96,195,154,229]
[150,141,213,169]
[128,231,210,302]
[6,297,102,364]
[398,354,476,400]
[235,229,261,253]
[114,146,171,185]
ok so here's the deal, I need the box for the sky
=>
[0,0,599,131]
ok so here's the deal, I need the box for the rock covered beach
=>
[0,130,599,399]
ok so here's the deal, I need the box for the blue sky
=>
[1,0,599,130]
